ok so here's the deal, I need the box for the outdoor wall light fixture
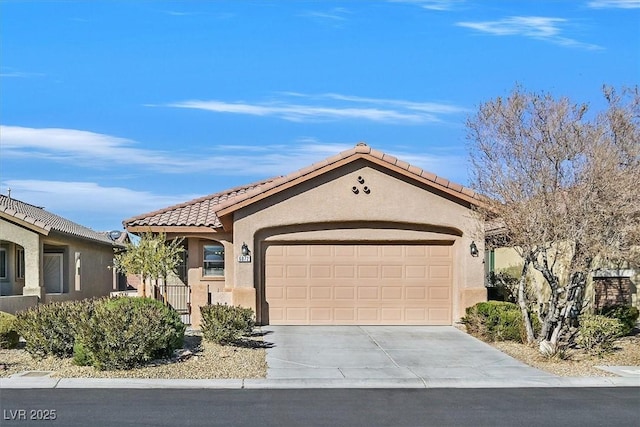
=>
[470,241,479,257]
[241,242,251,256]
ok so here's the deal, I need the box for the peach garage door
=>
[264,244,453,325]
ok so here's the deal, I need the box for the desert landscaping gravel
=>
[1,329,638,379]
[0,330,267,379]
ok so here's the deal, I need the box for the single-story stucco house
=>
[0,194,123,314]
[123,143,487,327]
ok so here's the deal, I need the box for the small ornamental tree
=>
[467,85,640,353]
[114,232,185,297]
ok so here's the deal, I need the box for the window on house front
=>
[0,248,6,279]
[203,244,225,277]
[16,247,25,280]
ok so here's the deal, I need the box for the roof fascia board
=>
[126,225,221,234]
[0,211,50,235]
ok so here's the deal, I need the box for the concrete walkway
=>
[1,326,638,389]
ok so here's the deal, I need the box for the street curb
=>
[1,376,638,389]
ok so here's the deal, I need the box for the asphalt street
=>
[1,388,638,427]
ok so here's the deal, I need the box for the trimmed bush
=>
[597,305,639,337]
[462,301,535,343]
[577,314,624,355]
[15,300,93,357]
[0,311,20,349]
[200,304,255,344]
[77,297,186,370]
[72,341,93,367]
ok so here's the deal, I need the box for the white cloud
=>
[300,7,351,22]
[587,0,640,8]
[456,16,602,50]
[164,92,468,124]
[0,125,192,172]
[0,125,352,176]
[1,179,200,230]
[389,0,465,11]
[0,67,44,78]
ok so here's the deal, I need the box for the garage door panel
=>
[286,265,307,278]
[358,265,379,278]
[406,265,427,279]
[265,244,452,325]
[381,265,403,278]
[310,287,332,300]
[310,265,332,278]
[286,287,307,299]
[335,265,356,278]
[381,287,402,299]
[334,287,355,299]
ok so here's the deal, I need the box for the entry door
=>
[44,253,63,294]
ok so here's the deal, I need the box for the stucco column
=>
[22,239,45,302]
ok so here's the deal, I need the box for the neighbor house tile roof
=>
[123,178,280,228]
[124,143,481,229]
[0,195,118,246]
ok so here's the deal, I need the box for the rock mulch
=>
[0,331,267,379]
[489,333,640,377]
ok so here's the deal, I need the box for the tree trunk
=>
[517,260,536,344]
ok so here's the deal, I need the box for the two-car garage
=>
[264,243,454,325]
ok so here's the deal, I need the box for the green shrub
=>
[577,314,624,355]
[461,301,535,343]
[597,305,639,337]
[0,311,20,349]
[200,304,255,344]
[77,297,185,370]
[72,341,93,366]
[15,300,93,358]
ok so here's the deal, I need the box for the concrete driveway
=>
[262,326,554,383]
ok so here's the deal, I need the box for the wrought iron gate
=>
[155,283,191,325]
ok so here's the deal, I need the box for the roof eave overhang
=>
[125,225,222,234]
[0,211,51,235]
[215,153,486,228]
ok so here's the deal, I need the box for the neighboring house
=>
[0,194,124,314]
[124,143,487,327]
[484,232,638,311]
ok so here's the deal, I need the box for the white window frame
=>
[0,248,6,279]
[16,247,25,280]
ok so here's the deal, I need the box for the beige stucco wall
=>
[230,160,485,324]
[44,232,116,303]
[1,218,116,305]
[0,219,42,297]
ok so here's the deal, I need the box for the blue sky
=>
[1,0,638,232]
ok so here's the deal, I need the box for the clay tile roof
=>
[0,195,118,246]
[122,178,279,228]
[124,143,481,229]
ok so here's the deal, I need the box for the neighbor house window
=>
[0,248,6,279]
[203,244,224,277]
[16,247,25,279]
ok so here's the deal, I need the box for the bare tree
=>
[467,85,640,352]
